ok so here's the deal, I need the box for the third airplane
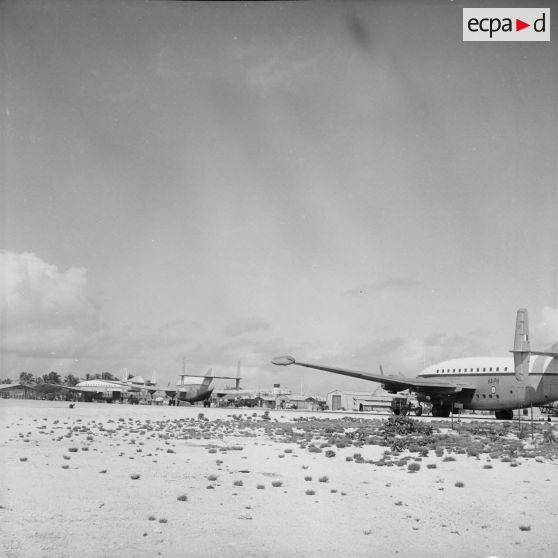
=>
[272,309,558,419]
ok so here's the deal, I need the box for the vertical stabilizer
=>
[202,368,213,387]
[150,369,157,385]
[236,360,241,390]
[512,308,530,381]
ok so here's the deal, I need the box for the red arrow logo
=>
[516,19,530,31]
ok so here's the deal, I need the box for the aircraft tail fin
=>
[202,368,214,386]
[512,308,530,381]
[120,368,128,383]
[236,361,241,390]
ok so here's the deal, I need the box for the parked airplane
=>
[146,367,242,405]
[272,309,558,419]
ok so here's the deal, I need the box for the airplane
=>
[272,308,558,419]
[144,367,242,405]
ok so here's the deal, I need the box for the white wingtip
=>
[271,355,296,366]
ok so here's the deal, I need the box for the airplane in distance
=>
[272,309,558,419]
[145,366,242,405]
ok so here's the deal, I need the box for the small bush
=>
[68,447,78,452]
[148,515,156,521]
[483,464,493,469]
[130,473,141,480]
[408,462,421,472]
[318,476,329,483]
[304,476,312,481]
[177,494,188,501]
[305,489,316,496]
[271,480,283,487]
[256,484,265,490]
[442,456,456,462]
[325,450,336,458]
[426,463,437,469]
[454,481,465,488]
[233,480,244,487]
[207,474,218,481]
[519,525,531,531]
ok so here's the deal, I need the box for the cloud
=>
[537,306,558,347]
[0,251,102,359]
[221,318,270,337]
[345,278,420,297]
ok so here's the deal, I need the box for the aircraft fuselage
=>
[417,355,558,411]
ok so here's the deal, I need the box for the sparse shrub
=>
[158,518,168,524]
[363,529,372,535]
[319,476,329,483]
[207,474,218,481]
[62,464,69,469]
[483,464,493,469]
[408,462,421,472]
[19,457,28,462]
[68,447,78,452]
[394,501,403,506]
[426,463,437,469]
[148,515,156,521]
[345,456,353,462]
[271,480,283,487]
[130,473,141,480]
[305,489,316,495]
[256,484,265,490]
[233,480,244,487]
[304,476,312,481]
[454,481,465,488]
[177,494,188,501]
[99,469,107,474]
[443,456,456,462]
[519,525,531,531]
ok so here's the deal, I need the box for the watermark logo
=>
[463,8,550,41]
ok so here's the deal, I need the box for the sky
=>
[1,0,557,394]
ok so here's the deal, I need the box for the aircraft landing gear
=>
[495,409,514,420]
[431,405,450,418]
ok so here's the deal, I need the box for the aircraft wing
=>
[271,355,475,394]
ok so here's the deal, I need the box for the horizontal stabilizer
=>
[531,351,558,358]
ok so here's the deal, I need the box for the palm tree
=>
[63,374,80,386]
[19,372,35,385]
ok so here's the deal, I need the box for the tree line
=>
[0,371,121,386]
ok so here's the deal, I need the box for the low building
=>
[326,389,408,412]
[0,383,37,399]
[278,395,326,411]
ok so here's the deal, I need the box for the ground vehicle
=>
[390,396,423,416]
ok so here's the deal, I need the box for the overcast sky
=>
[1,0,556,393]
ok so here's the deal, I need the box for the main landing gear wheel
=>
[431,406,450,418]
[495,409,514,420]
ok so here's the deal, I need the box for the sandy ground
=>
[1,400,557,558]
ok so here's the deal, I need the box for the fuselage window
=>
[483,368,486,372]
[482,394,486,398]
[452,369,455,373]
[477,368,480,372]
[504,367,508,372]
[496,367,499,372]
